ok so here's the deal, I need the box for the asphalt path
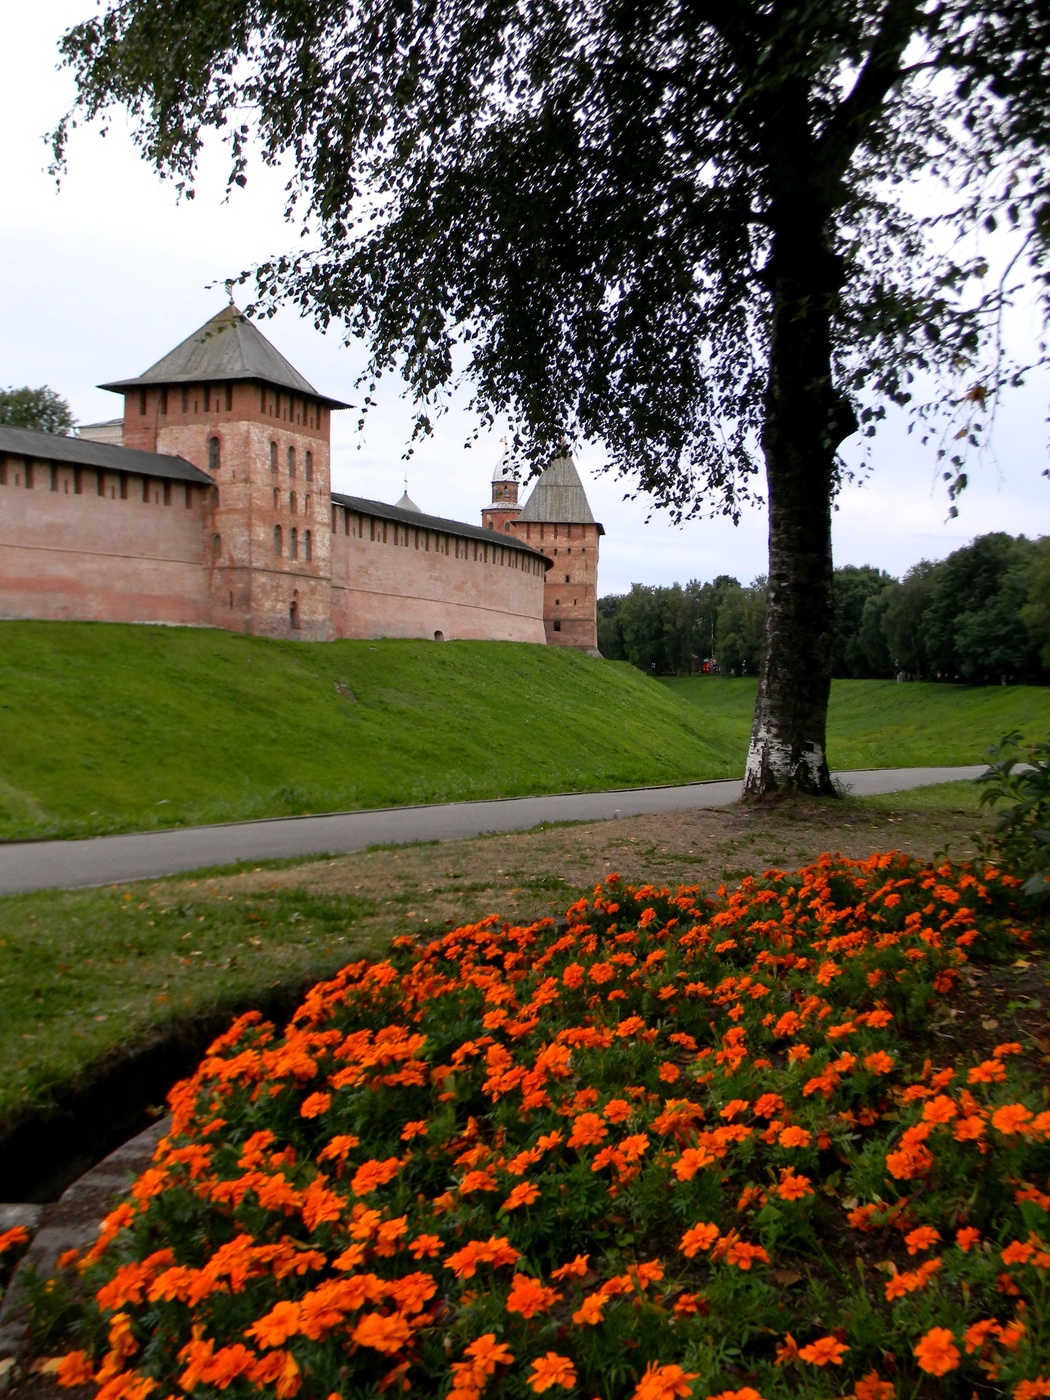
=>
[0,765,985,897]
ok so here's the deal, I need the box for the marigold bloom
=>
[56,1351,96,1387]
[705,1391,764,1400]
[1014,1380,1050,1399]
[853,1371,895,1400]
[350,1157,402,1195]
[1002,1240,1035,1265]
[351,1313,412,1354]
[400,1120,428,1140]
[777,1126,812,1149]
[632,1362,699,1400]
[551,1254,590,1281]
[679,1223,720,1258]
[503,1181,541,1211]
[445,1236,521,1279]
[904,1226,940,1254]
[568,1113,608,1149]
[527,1353,577,1393]
[506,1274,561,1318]
[776,1173,813,1202]
[968,1058,1007,1085]
[719,1099,749,1121]
[864,1051,894,1075]
[956,1226,981,1251]
[572,1293,607,1326]
[0,1226,29,1255]
[913,1328,960,1376]
[992,1104,1033,1136]
[723,1240,769,1270]
[247,1300,301,1349]
[921,1095,957,1125]
[464,1335,514,1372]
[604,1098,633,1123]
[408,1233,442,1260]
[798,1337,849,1365]
[300,1092,331,1119]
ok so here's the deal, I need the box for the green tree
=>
[832,566,895,678]
[0,386,75,435]
[54,0,1050,793]
[880,563,939,678]
[1021,538,1050,668]
[922,534,1040,681]
[716,579,767,677]
[596,595,627,662]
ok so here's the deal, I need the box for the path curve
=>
[0,766,984,896]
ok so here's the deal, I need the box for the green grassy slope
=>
[0,622,737,841]
[661,675,1050,768]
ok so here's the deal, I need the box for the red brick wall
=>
[0,456,213,626]
[330,504,546,642]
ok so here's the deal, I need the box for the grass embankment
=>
[661,676,1050,770]
[0,622,734,842]
[0,783,992,1137]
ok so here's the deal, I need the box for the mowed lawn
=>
[0,621,737,841]
[662,674,1050,770]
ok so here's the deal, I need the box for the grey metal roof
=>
[395,489,422,513]
[99,305,351,409]
[517,451,604,531]
[0,425,214,486]
[332,491,550,563]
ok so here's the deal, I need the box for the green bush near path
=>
[1,622,1047,842]
[662,674,1050,769]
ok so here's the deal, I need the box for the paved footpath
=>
[0,766,984,897]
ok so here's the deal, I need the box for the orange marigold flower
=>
[921,1096,957,1125]
[1002,1240,1035,1266]
[506,1274,561,1319]
[776,1173,814,1202]
[400,1120,428,1140]
[350,1157,402,1196]
[444,1236,521,1280]
[994,1042,1024,1056]
[992,1104,1033,1136]
[679,1223,720,1258]
[604,1098,633,1123]
[300,1092,331,1119]
[705,1391,764,1400]
[464,1335,514,1373]
[503,1182,541,1211]
[658,1062,681,1084]
[956,1227,981,1251]
[798,1337,849,1366]
[963,1319,1002,1354]
[632,1362,699,1400]
[968,1058,1007,1085]
[527,1353,577,1393]
[913,1327,960,1376]
[864,1052,895,1075]
[954,1114,986,1143]
[56,1352,96,1387]
[853,1371,895,1399]
[551,1254,590,1282]
[777,1126,812,1149]
[568,1113,608,1149]
[904,1226,940,1254]
[723,1240,769,1270]
[719,1100,749,1121]
[351,1313,412,1355]
[247,1300,301,1349]
[572,1293,607,1326]
[0,1226,30,1255]
[408,1233,442,1260]
[1014,1380,1050,1399]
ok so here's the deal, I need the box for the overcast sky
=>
[3,3,1049,596]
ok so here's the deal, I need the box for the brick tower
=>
[101,305,348,639]
[481,446,523,534]
[508,447,603,650]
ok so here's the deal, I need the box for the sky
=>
[2,4,1049,597]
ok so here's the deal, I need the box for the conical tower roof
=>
[100,305,349,408]
[517,449,600,527]
[395,489,422,513]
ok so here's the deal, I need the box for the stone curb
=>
[0,1119,168,1394]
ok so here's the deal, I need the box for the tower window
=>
[208,437,220,471]
[289,491,297,514]
[304,530,312,561]
[290,597,300,630]
[225,384,233,411]
[273,487,280,509]
[290,527,298,559]
[274,524,282,556]
[565,574,570,582]
[211,533,221,558]
[305,451,313,481]
[269,442,277,473]
[204,386,212,411]
[182,387,190,413]
[288,446,296,478]
[553,620,562,632]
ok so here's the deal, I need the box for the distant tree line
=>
[600,533,1050,684]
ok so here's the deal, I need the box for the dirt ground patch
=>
[167,794,983,941]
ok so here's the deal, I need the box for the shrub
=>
[976,732,1050,902]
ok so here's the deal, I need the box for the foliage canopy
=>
[0,385,75,435]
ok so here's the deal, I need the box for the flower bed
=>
[47,854,1049,1400]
